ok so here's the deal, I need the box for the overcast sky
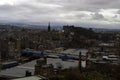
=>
[0,0,120,29]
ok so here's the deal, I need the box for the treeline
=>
[50,64,120,80]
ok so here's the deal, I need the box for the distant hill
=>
[0,22,63,30]
[93,28,120,33]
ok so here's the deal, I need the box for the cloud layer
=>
[0,0,120,29]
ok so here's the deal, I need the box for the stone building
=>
[35,58,54,77]
[0,39,9,60]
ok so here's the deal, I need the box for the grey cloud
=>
[117,10,120,14]
[92,12,105,20]
[113,15,118,18]
[0,0,120,29]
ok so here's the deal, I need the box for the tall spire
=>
[48,22,51,32]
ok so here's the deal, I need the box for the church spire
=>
[48,22,51,32]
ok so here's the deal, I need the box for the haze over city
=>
[0,0,120,80]
[0,0,120,29]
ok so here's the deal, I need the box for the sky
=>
[0,0,120,29]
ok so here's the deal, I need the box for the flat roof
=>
[0,58,79,78]
[47,58,78,69]
[0,60,36,78]
[60,49,88,56]
[1,61,18,65]
[12,76,43,80]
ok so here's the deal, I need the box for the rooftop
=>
[12,75,46,80]
[47,58,78,69]
[0,58,79,78]
[0,60,36,78]
[60,49,88,56]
